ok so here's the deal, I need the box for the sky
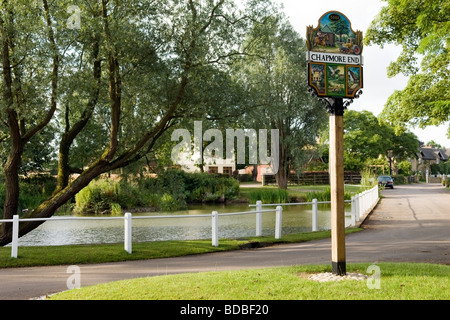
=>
[275,0,450,148]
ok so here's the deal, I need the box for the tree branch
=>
[22,0,58,143]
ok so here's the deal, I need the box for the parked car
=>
[377,175,394,189]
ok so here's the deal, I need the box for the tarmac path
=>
[0,183,449,300]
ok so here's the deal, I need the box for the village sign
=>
[306,11,365,276]
[306,11,363,101]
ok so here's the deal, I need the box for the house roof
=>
[439,149,449,161]
[418,147,449,161]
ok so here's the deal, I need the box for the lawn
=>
[49,262,450,300]
[0,229,361,268]
[1,224,448,301]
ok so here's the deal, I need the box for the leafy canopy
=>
[365,0,449,137]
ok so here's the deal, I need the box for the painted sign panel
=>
[308,63,363,98]
[306,11,363,99]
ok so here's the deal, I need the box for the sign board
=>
[306,11,363,99]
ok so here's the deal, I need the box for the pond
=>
[16,203,353,247]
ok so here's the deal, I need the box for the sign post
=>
[306,11,364,276]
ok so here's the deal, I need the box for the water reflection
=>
[17,203,352,246]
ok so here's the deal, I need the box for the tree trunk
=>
[276,158,289,189]
[2,140,23,238]
[1,9,23,240]
[275,119,289,189]
[252,164,258,181]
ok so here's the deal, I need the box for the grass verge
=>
[49,262,450,300]
[0,229,361,268]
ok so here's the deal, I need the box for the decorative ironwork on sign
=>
[306,11,363,100]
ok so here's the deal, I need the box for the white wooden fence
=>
[1,186,379,258]
[249,185,379,232]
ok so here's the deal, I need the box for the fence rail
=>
[262,171,362,186]
[1,186,379,258]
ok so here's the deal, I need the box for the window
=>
[223,167,232,175]
[208,166,218,174]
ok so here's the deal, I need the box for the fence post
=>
[275,206,282,239]
[212,211,219,247]
[363,190,368,214]
[11,215,19,258]
[350,196,356,227]
[355,193,360,222]
[256,200,262,237]
[124,212,132,254]
[312,199,318,231]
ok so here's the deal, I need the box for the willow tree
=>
[235,12,328,189]
[0,0,257,246]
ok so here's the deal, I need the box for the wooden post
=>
[329,98,346,276]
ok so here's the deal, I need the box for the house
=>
[411,144,449,175]
[243,164,274,182]
[173,151,236,176]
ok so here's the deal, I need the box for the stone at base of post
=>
[332,261,346,276]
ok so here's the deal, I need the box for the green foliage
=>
[74,169,241,214]
[75,179,120,215]
[342,110,419,172]
[304,187,352,202]
[365,0,450,134]
[248,188,288,204]
[235,10,328,188]
[360,169,378,190]
[397,160,412,176]
[110,203,122,216]
[442,176,449,188]
[159,194,178,212]
[1,0,270,244]
[392,174,407,185]
[430,161,450,175]
[0,175,57,217]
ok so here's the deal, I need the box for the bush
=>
[442,177,449,188]
[75,179,120,215]
[183,171,239,203]
[392,174,407,185]
[160,193,179,211]
[73,169,241,214]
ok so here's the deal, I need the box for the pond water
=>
[16,203,353,247]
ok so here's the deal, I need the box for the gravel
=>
[308,272,368,282]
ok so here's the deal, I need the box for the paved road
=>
[0,183,449,300]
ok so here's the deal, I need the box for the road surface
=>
[0,183,448,300]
